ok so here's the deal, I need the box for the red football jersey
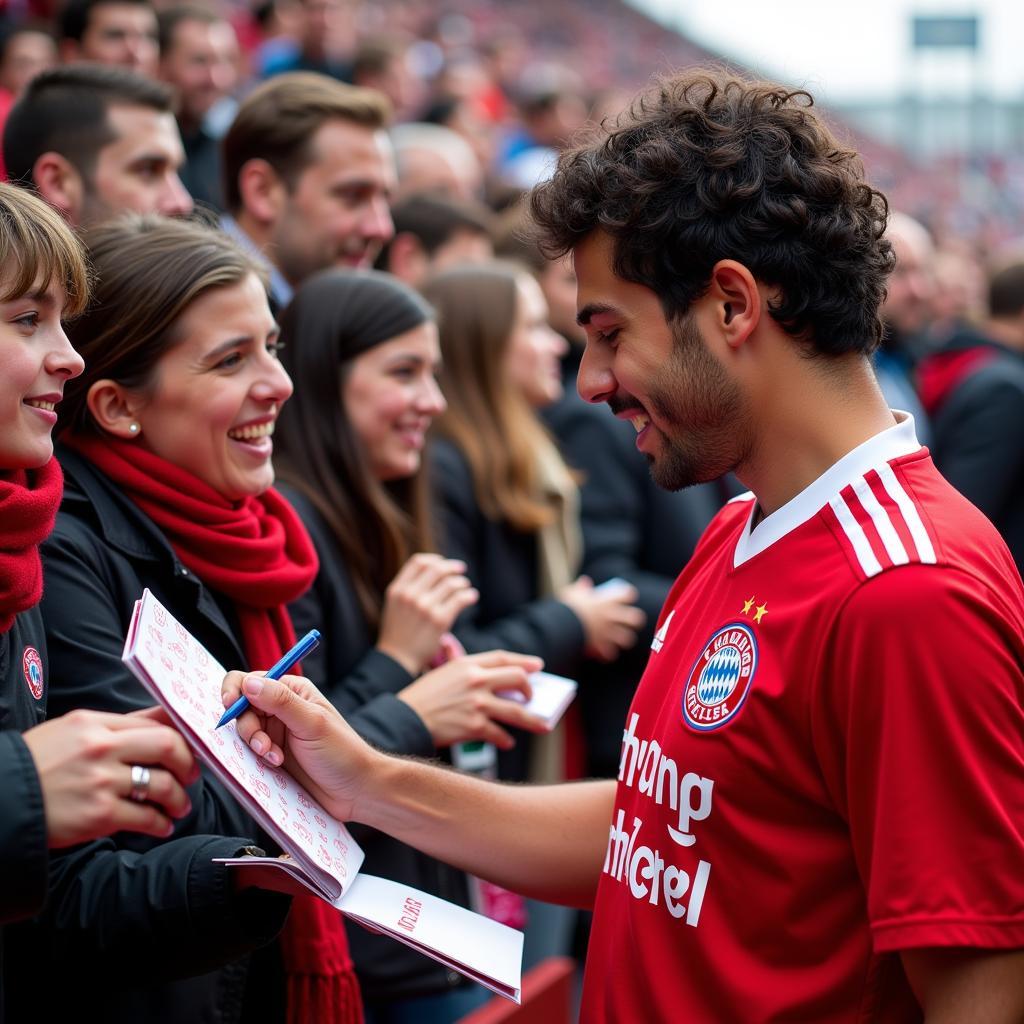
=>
[581,416,1024,1023]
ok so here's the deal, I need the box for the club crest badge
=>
[681,622,757,731]
[22,647,44,700]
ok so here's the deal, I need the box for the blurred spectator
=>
[221,72,394,310]
[0,21,57,97]
[918,258,1024,573]
[3,65,192,225]
[262,0,358,81]
[423,262,646,782]
[375,191,492,288]
[390,121,482,201]
[499,66,588,189]
[878,210,933,443]
[0,20,57,178]
[158,5,240,210]
[250,0,303,79]
[929,245,986,345]
[494,210,583,358]
[421,91,495,179]
[58,0,159,79]
[351,34,422,121]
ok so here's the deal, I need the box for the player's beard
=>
[643,311,749,492]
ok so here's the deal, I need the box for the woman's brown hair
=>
[0,182,89,316]
[58,215,264,437]
[274,269,435,630]
[423,262,558,533]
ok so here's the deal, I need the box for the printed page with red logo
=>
[122,588,524,1002]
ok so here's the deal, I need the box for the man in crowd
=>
[919,257,1024,573]
[158,5,240,210]
[3,65,192,226]
[261,0,356,81]
[0,22,57,98]
[227,71,1024,1022]
[878,209,934,441]
[221,71,394,310]
[58,0,158,79]
[390,121,484,203]
[375,192,493,289]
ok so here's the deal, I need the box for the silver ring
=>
[129,764,151,803]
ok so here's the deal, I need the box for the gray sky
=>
[633,0,1024,102]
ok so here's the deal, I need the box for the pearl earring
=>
[128,422,140,435]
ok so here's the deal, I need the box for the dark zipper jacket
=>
[918,324,1024,576]
[25,447,303,1023]
[1,604,289,1024]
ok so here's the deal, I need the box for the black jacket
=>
[429,438,586,674]
[282,483,473,1005]
[429,438,587,781]
[31,448,302,1023]
[919,325,1024,575]
[543,385,722,776]
[0,607,289,1024]
[0,606,50,1020]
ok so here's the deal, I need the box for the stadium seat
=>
[457,957,576,1024]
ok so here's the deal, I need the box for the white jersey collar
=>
[732,412,922,567]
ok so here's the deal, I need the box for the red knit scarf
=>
[65,433,363,1024]
[0,457,63,634]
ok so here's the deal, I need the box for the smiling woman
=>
[272,269,548,1017]
[38,216,363,1023]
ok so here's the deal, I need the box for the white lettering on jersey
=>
[607,713,715,928]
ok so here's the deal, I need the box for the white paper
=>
[337,874,523,1000]
[594,576,634,598]
[498,671,578,730]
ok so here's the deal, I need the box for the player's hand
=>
[559,576,646,661]
[398,650,546,749]
[22,708,199,848]
[377,553,479,674]
[221,670,378,822]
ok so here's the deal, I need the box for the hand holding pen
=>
[216,629,321,729]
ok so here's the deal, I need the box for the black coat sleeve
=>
[291,574,434,757]
[291,578,431,755]
[933,362,1024,520]
[0,732,48,924]
[284,489,435,759]
[35,834,289,982]
[430,440,585,675]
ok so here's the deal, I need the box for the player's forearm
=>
[354,759,614,908]
[903,948,1024,1024]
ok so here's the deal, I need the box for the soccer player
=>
[223,71,1024,1022]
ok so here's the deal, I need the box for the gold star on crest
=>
[742,596,755,615]
[754,602,768,624]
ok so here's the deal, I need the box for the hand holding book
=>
[122,589,525,1001]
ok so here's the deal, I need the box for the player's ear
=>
[706,260,760,350]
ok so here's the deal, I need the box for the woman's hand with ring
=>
[23,708,198,848]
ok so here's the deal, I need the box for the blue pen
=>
[216,629,321,729]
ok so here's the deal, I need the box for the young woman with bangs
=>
[0,189,291,1020]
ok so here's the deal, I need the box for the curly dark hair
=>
[530,71,895,356]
